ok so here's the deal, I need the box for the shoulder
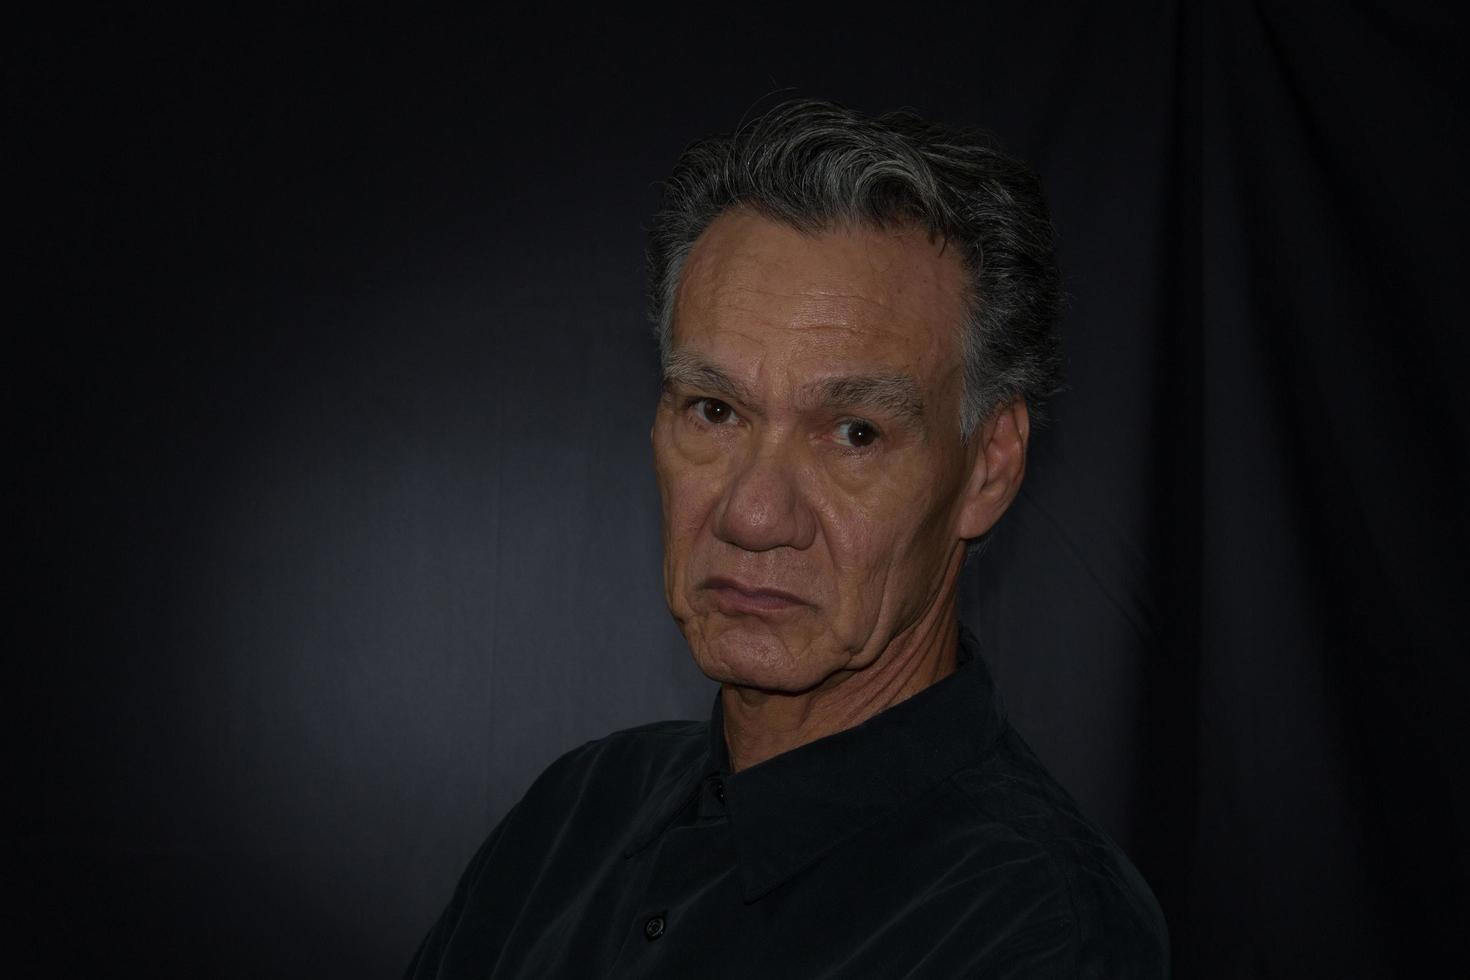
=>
[527,719,706,790]
[948,729,1170,978]
[504,719,707,831]
[451,720,707,905]
[405,720,708,975]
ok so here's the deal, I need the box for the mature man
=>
[408,99,1168,977]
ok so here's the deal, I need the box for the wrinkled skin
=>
[651,209,1029,768]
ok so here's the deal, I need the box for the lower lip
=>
[708,587,805,616]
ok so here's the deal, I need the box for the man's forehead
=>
[674,210,971,343]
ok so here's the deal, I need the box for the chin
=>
[688,619,837,694]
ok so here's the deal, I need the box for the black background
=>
[9,3,1467,977]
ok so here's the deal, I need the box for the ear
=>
[956,398,1030,540]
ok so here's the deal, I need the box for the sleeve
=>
[911,831,1169,980]
[975,918,1169,980]
[933,890,1167,980]
[980,844,1170,980]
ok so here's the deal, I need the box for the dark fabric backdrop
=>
[8,3,1466,977]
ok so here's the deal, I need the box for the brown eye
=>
[698,399,733,424]
[837,419,879,448]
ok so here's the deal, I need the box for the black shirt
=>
[407,629,1169,978]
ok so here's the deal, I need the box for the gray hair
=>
[647,98,1063,438]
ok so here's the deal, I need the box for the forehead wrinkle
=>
[678,209,972,336]
[703,280,912,323]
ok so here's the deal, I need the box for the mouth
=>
[700,576,810,616]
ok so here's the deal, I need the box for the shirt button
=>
[712,778,726,803]
[644,915,666,941]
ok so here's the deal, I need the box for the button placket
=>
[607,777,737,974]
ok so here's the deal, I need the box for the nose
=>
[712,435,817,553]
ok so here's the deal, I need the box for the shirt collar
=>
[627,625,1008,902]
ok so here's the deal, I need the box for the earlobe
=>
[956,399,1029,541]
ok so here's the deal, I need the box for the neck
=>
[720,591,961,772]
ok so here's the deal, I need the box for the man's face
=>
[652,209,985,694]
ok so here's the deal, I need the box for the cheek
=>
[663,467,721,538]
[819,463,954,598]
[654,438,725,571]
[817,496,889,603]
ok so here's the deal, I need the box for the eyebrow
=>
[661,351,757,407]
[807,374,926,428]
[662,351,927,430]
